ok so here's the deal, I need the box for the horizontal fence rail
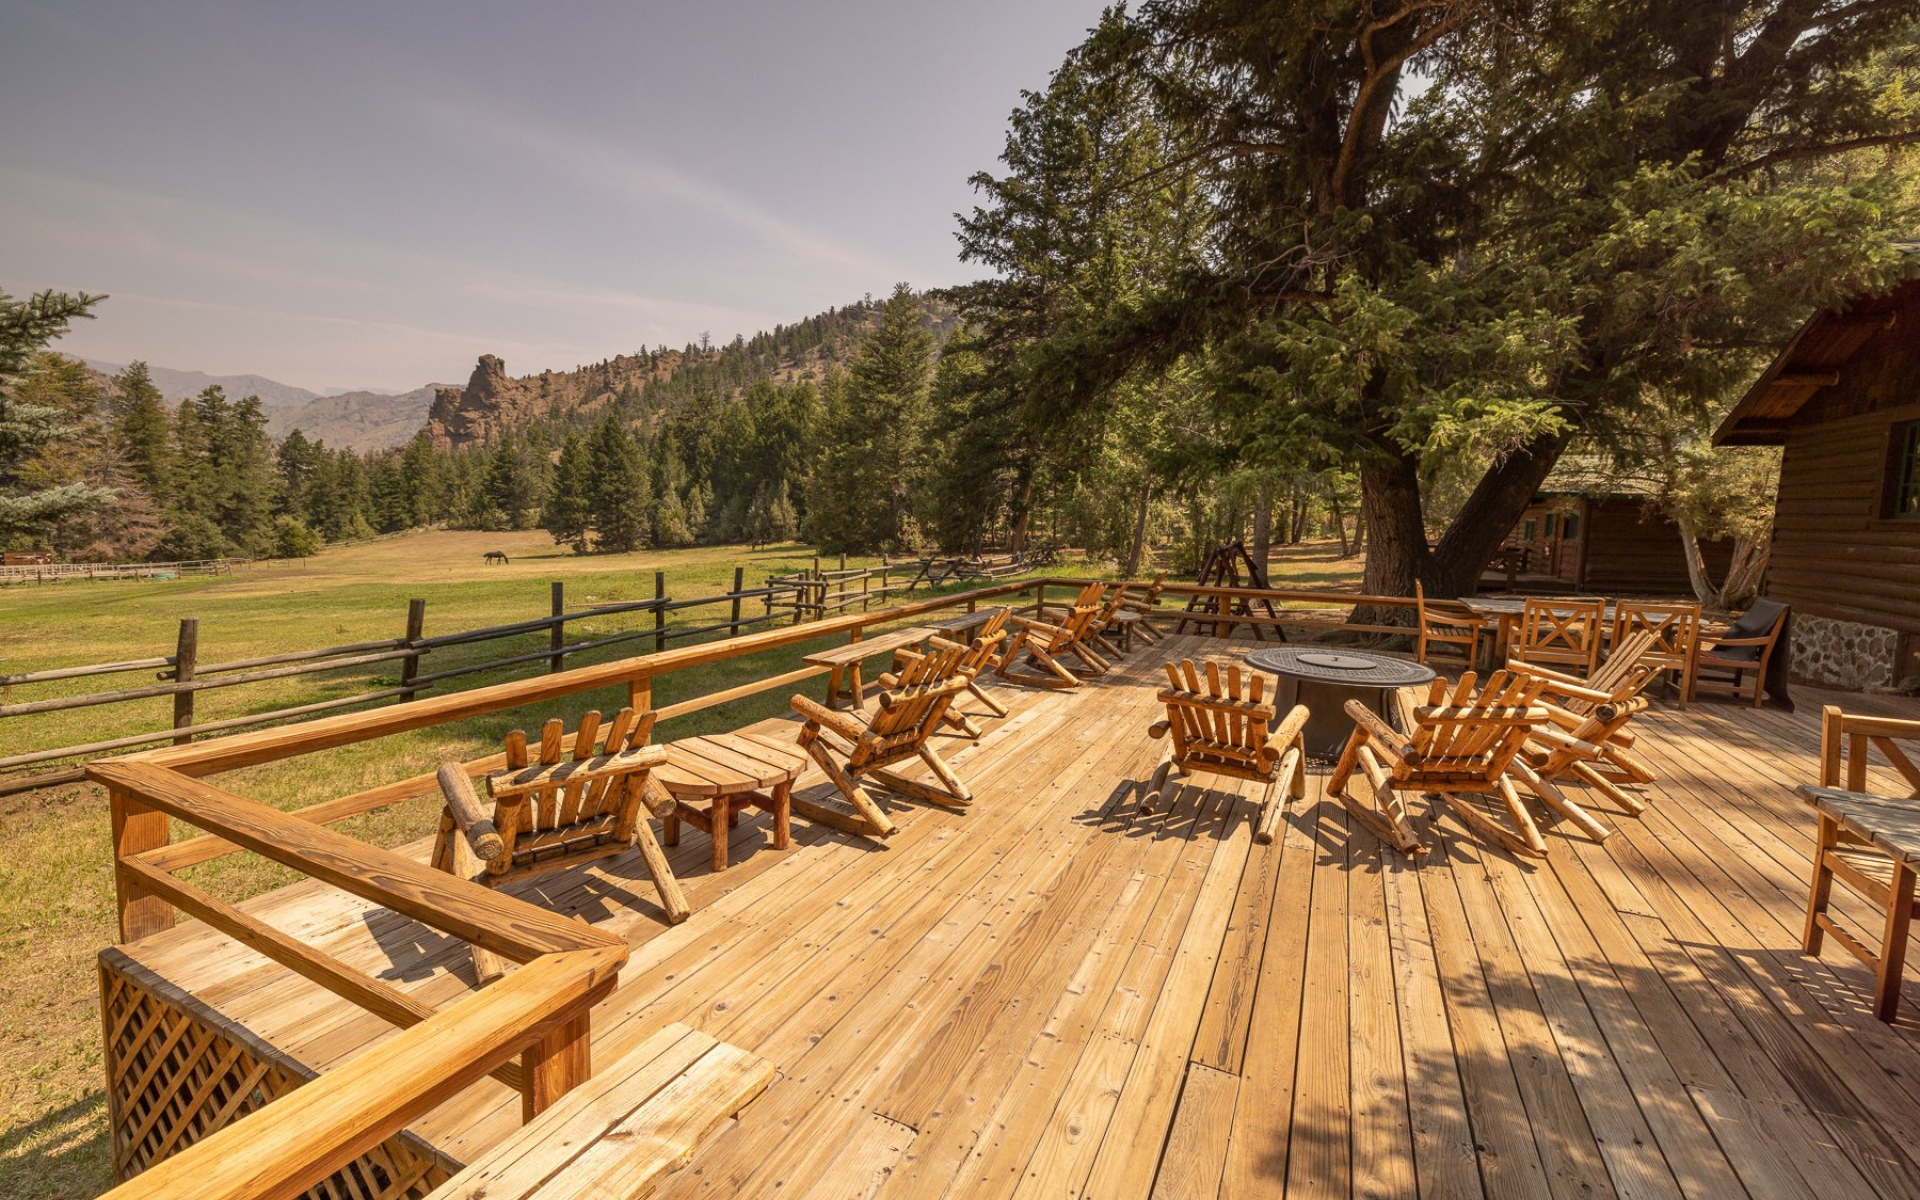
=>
[0,557,239,584]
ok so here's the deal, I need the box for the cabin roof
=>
[1715,252,1920,447]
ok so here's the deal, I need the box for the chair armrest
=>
[790,694,872,742]
[1704,634,1776,648]
[1506,657,1590,689]
[436,763,504,861]
[1266,704,1311,756]
[1530,726,1603,761]
[1344,700,1413,762]
[1008,614,1071,638]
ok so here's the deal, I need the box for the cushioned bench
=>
[426,1022,773,1200]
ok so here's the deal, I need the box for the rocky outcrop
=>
[422,351,691,450]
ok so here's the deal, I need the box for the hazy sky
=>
[1,1,1103,392]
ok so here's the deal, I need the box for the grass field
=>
[0,529,1360,1199]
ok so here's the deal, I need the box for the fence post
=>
[171,619,198,745]
[112,785,174,941]
[862,569,872,612]
[730,566,744,635]
[839,552,847,573]
[653,571,667,652]
[1035,583,1046,616]
[399,598,427,701]
[549,582,566,673]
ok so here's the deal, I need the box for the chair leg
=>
[632,815,692,924]
[796,724,897,837]
[1512,760,1612,843]
[1804,815,1838,955]
[1567,759,1647,815]
[1331,743,1424,855]
[1877,860,1916,1022]
[969,679,1009,718]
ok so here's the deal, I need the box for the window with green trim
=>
[1890,420,1920,520]
[1561,512,1580,541]
[1523,517,1537,542]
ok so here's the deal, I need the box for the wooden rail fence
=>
[0,557,240,585]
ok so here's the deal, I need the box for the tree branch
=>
[1717,128,1920,177]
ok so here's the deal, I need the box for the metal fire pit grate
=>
[1244,646,1436,687]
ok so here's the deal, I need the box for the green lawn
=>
[0,529,1360,1199]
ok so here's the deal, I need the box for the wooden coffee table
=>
[655,733,809,872]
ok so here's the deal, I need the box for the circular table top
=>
[1244,646,1436,687]
[654,732,808,797]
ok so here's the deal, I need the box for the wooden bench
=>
[801,626,937,711]
[425,1022,773,1200]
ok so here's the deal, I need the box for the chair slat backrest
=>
[1158,658,1277,773]
[1586,629,1660,703]
[1614,601,1700,676]
[865,642,969,744]
[1822,706,1920,798]
[491,705,658,871]
[1516,598,1606,673]
[1048,585,1108,650]
[1405,671,1546,782]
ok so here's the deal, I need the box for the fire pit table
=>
[1243,647,1437,759]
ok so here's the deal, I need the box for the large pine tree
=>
[0,289,114,545]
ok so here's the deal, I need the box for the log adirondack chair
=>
[1511,597,1606,677]
[1143,658,1309,845]
[790,641,975,839]
[1802,705,1920,1021]
[1329,671,1607,858]
[433,706,683,983]
[1414,580,1486,668]
[1084,586,1136,660]
[997,583,1111,688]
[1612,600,1702,706]
[1510,629,1662,813]
[885,609,1010,740]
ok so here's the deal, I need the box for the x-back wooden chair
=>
[997,582,1110,688]
[791,641,975,839]
[1511,629,1662,814]
[1414,580,1486,668]
[1802,705,1920,1021]
[1329,671,1608,858]
[886,609,1011,740]
[1510,597,1606,677]
[434,705,683,983]
[1143,658,1308,845]
[1612,600,1702,706]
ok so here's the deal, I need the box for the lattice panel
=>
[100,959,453,1200]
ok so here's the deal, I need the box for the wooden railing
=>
[90,574,1417,1200]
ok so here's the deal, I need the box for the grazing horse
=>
[483,550,509,565]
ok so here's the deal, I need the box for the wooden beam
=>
[1773,370,1840,387]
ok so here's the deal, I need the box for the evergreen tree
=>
[112,360,171,500]
[399,432,444,527]
[0,289,113,544]
[585,413,651,553]
[541,432,593,552]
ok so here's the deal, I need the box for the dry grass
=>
[0,530,1360,1199]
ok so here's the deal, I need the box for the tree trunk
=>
[1250,485,1273,581]
[1349,505,1366,559]
[1007,469,1034,554]
[1329,488,1349,557]
[1125,482,1151,576]
[1421,427,1571,598]
[1358,450,1429,599]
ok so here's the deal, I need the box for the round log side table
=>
[654,733,808,872]
[1243,647,1437,759]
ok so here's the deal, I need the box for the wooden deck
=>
[111,633,1920,1199]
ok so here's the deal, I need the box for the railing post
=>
[629,673,652,715]
[111,785,174,941]
[549,582,566,673]
[1035,583,1046,615]
[521,1012,592,1122]
[399,598,426,701]
[653,571,667,652]
[171,618,198,745]
[731,566,744,635]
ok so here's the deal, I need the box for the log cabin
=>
[1489,459,1732,596]
[1715,275,1920,691]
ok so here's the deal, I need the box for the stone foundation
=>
[1789,612,1899,691]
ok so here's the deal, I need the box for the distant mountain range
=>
[83,359,450,452]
